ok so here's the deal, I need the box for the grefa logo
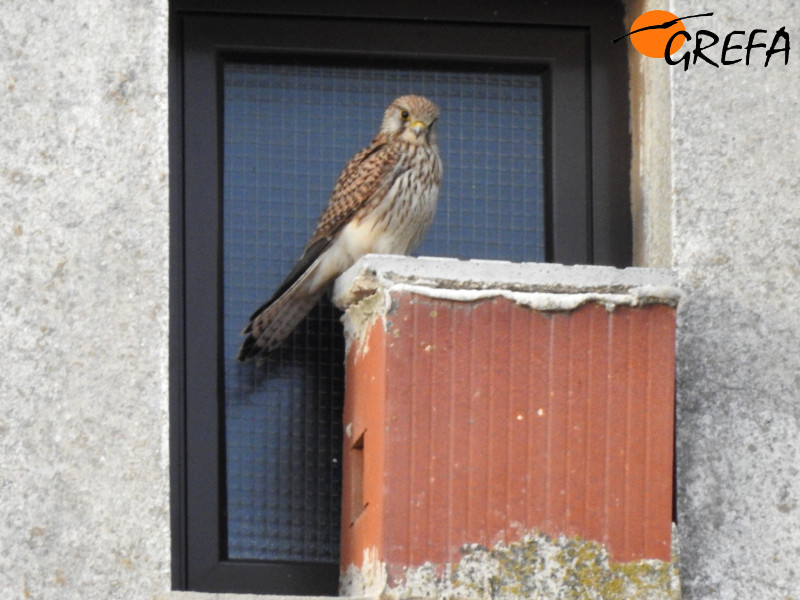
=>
[614,10,790,70]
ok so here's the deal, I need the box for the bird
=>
[237,95,443,362]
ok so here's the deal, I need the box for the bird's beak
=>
[409,121,427,138]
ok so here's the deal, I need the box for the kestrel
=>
[237,95,443,361]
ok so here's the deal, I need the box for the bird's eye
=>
[400,110,410,121]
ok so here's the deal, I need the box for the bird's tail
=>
[236,278,325,362]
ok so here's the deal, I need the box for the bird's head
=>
[381,95,440,146]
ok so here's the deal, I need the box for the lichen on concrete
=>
[341,548,390,598]
[369,531,679,600]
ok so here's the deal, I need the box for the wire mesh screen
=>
[222,61,545,562]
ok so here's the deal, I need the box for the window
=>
[170,1,630,595]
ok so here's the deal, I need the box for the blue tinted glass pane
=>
[222,62,544,562]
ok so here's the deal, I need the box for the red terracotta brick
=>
[341,292,676,583]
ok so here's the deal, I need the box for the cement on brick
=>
[333,255,680,313]
[334,256,681,358]
[335,254,678,299]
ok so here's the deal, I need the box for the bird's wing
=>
[308,135,404,246]
[250,138,403,315]
[243,236,330,323]
[237,255,327,360]
[238,138,406,360]
[244,137,402,323]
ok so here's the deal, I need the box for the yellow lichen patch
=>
[382,531,679,600]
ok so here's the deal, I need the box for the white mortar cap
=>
[333,254,681,312]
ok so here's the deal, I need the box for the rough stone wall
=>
[667,2,800,598]
[0,1,171,598]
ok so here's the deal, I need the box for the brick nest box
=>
[333,256,681,598]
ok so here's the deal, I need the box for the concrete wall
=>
[665,2,800,598]
[628,0,674,268]
[1,1,799,599]
[1,1,172,599]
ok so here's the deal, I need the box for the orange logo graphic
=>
[614,11,790,70]
[629,10,687,58]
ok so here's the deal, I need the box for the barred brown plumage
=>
[237,95,443,362]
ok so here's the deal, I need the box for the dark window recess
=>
[223,63,546,563]
[170,2,630,596]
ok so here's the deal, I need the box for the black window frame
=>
[170,1,630,595]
